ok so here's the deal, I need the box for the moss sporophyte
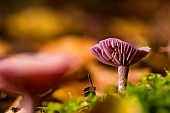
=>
[82,74,96,97]
[90,38,150,93]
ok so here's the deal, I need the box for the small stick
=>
[88,74,94,87]
[88,74,96,96]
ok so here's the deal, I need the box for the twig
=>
[88,74,94,87]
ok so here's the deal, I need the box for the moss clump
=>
[43,70,170,113]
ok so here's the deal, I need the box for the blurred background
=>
[1,0,170,112]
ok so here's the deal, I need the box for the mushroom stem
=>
[21,94,37,113]
[118,65,129,93]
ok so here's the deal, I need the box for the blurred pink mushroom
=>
[90,38,150,93]
[0,53,76,113]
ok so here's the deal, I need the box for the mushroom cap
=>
[89,38,150,66]
[0,53,75,95]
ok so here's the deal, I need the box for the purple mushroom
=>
[0,53,76,113]
[89,38,150,93]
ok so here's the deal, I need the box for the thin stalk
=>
[21,94,38,113]
[118,65,129,93]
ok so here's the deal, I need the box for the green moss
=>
[43,92,100,113]
[43,70,170,113]
[126,69,170,113]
